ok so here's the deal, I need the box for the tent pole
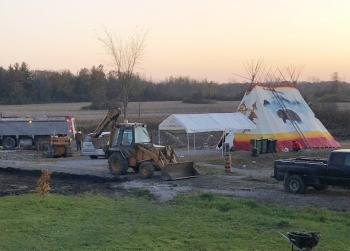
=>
[158,129,160,145]
[222,130,224,157]
[187,133,190,152]
[194,133,196,151]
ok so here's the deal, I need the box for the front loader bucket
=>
[161,161,199,181]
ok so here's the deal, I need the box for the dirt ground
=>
[1,101,349,211]
[1,147,350,211]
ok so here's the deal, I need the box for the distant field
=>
[0,101,240,122]
[0,100,347,127]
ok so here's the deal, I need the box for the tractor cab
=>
[109,123,151,151]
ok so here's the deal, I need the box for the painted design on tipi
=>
[238,102,247,113]
[277,109,302,124]
[248,102,258,123]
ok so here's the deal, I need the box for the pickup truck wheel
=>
[139,161,154,179]
[284,175,305,194]
[108,153,128,175]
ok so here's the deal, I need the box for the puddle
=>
[114,180,192,202]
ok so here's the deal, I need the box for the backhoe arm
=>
[92,108,121,138]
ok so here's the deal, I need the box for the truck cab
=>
[325,149,350,185]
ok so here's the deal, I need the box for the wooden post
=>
[224,153,231,173]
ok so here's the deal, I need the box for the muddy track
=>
[0,169,121,196]
[175,175,350,211]
[1,165,350,212]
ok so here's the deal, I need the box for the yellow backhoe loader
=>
[91,108,199,180]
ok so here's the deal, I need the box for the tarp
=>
[159,113,256,133]
[235,83,340,151]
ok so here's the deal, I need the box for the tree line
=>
[0,62,348,106]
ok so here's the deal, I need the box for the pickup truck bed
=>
[274,157,327,181]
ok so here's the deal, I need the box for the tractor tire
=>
[284,174,305,194]
[2,137,16,150]
[108,153,128,175]
[43,144,54,158]
[139,161,155,179]
[64,146,72,157]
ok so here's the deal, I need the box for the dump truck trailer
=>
[0,116,76,150]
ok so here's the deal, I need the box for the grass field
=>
[0,193,349,251]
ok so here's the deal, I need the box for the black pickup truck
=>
[273,149,350,194]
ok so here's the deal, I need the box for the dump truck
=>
[91,108,199,180]
[0,115,76,150]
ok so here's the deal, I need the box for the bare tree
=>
[99,28,147,119]
[331,72,339,82]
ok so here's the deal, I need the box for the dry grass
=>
[1,100,349,122]
[0,101,238,133]
[0,101,239,122]
[36,169,51,196]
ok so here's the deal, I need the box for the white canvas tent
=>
[159,113,256,151]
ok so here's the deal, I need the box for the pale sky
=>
[0,0,349,82]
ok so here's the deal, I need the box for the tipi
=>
[234,82,340,151]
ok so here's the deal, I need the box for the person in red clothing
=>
[292,140,301,152]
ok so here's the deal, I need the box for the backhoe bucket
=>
[161,161,199,181]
